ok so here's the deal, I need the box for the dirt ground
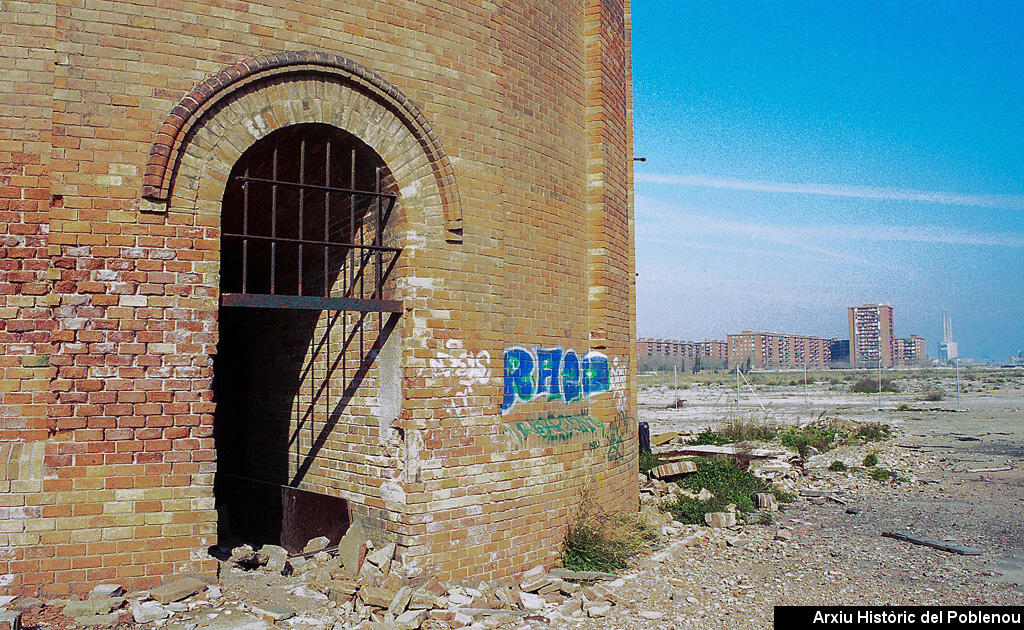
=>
[594,368,1024,629]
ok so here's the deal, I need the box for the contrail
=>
[636,173,1024,211]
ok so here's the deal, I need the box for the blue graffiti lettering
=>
[500,346,613,414]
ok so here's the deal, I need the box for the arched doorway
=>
[212,123,403,551]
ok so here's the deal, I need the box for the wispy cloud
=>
[637,173,1024,211]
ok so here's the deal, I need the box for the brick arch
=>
[141,50,462,241]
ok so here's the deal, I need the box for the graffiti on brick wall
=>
[502,408,627,461]
[429,339,492,415]
[500,347,612,414]
[501,411,604,443]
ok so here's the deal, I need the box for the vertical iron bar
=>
[242,166,249,293]
[298,137,305,296]
[349,148,356,298]
[375,168,382,331]
[270,138,278,294]
[324,139,331,298]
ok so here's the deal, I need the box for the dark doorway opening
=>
[213,123,402,552]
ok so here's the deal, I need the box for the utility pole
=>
[955,358,961,412]
[877,358,882,410]
[673,364,677,391]
[803,363,808,405]
[736,364,740,415]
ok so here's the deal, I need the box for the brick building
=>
[727,331,831,370]
[849,304,895,367]
[894,335,927,366]
[637,337,726,369]
[0,1,637,594]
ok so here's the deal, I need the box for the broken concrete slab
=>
[229,544,260,567]
[756,492,779,511]
[71,612,121,627]
[394,609,427,629]
[63,598,121,618]
[249,604,294,622]
[517,591,545,611]
[337,524,368,575]
[0,611,21,630]
[131,601,169,624]
[365,542,395,575]
[257,544,289,574]
[303,536,331,554]
[386,585,413,616]
[151,576,207,603]
[87,584,124,600]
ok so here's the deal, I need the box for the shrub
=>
[851,378,899,394]
[662,457,771,524]
[721,418,779,443]
[562,491,657,572]
[828,460,848,472]
[862,451,879,467]
[921,388,945,401]
[854,423,891,442]
[687,428,731,446]
[778,425,839,458]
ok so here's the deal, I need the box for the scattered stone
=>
[257,544,289,574]
[63,598,120,618]
[0,612,21,630]
[8,597,42,613]
[131,601,169,624]
[395,609,428,629]
[291,585,329,601]
[206,585,222,600]
[230,544,260,567]
[705,511,737,528]
[387,585,413,615]
[775,529,795,542]
[303,536,331,555]
[547,568,617,581]
[756,493,779,511]
[587,603,611,617]
[639,610,666,620]
[250,604,294,621]
[151,576,207,603]
[517,591,545,611]
[72,613,120,627]
[360,585,400,609]
[365,542,396,575]
[88,584,124,600]
[846,507,861,515]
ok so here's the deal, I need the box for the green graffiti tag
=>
[502,411,605,443]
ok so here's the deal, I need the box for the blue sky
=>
[631,2,1024,361]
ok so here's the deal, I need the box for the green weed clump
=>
[562,494,657,573]
[828,460,848,472]
[687,428,731,446]
[851,378,900,394]
[870,467,898,482]
[639,452,662,475]
[778,425,840,458]
[854,422,892,442]
[722,418,780,443]
[862,451,879,467]
[662,457,771,524]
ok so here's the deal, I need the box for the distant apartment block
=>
[829,339,850,367]
[894,335,927,366]
[637,338,727,368]
[848,304,895,367]
[727,331,831,370]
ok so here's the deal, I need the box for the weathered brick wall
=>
[1,0,636,593]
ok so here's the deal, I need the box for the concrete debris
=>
[63,597,122,618]
[151,576,208,603]
[365,542,396,574]
[0,611,21,630]
[705,511,737,528]
[755,492,779,511]
[257,544,290,574]
[87,584,124,600]
[131,600,170,623]
[303,535,331,554]
[229,544,260,567]
[650,460,697,479]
